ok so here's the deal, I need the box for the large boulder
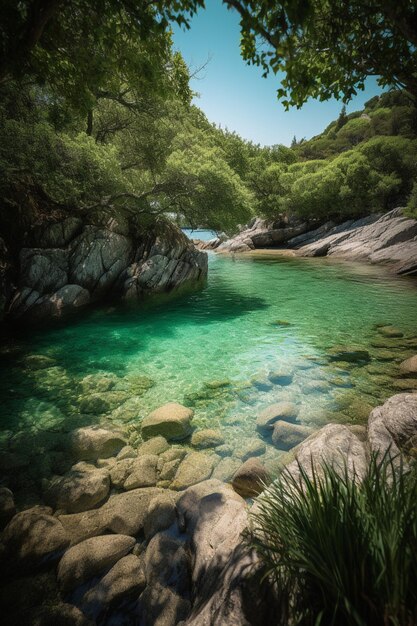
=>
[177,480,276,625]
[2,507,70,567]
[368,393,417,460]
[69,426,127,461]
[256,402,298,434]
[43,466,110,513]
[57,534,136,593]
[7,219,208,322]
[285,423,368,482]
[141,403,194,441]
[232,458,270,498]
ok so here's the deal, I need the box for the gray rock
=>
[57,534,135,593]
[116,444,137,460]
[137,435,170,456]
[232,458,270,498]
[123,454,158,489]
[43,467,110,513]
[212,457,241,482]
[171,452,217,490]
[109,458,135,488]
[297,209,417,275]
[271,421,314,450]
[81,554,145,620]
[399,355,417,375]
[239,440,267,462]
[141,403,194,441]
[139,584,191,626]
[286,423,368,482]
[143,492,178,540]
[256,402,299,434]
[2,508,70,566]
[59,487,164,544]
[69,426,127,461]
[177,480,275,626]
[368,393,417,461]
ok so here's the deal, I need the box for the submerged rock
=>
[256,401,299,434]
[327,345,370,363]
[141,403,194,441]
[399,354,417,375]
[268,369,294,386]
[191,428,225,449]
[0,487,16,527]
[377,325,404,338]
[271,421,314,450]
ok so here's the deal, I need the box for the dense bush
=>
[251,456,417,626]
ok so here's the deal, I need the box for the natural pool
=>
[2,251,417,502]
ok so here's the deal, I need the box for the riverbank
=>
[211,208,417,277]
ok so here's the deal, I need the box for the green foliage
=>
[222,0,417,108]
[251,455,417,626]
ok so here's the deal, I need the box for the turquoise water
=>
[182,228,217,241]
[2,252,417,488]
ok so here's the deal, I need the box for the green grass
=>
[250,455,417,626]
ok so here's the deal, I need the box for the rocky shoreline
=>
[1,216,207,324]
[1,344,417,625]
[212,208,417,276]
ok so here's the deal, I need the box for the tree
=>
[222,0,417,107]
[336,105,348,131]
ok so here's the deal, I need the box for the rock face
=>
[294,208,417,275]
[141,403,194,441]
[368,393,417,460]
[6,217,207,321]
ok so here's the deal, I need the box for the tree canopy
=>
[222,0,417,107]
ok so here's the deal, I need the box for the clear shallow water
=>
[2,252,417,489]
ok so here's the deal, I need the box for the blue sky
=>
[172,1,384,147]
